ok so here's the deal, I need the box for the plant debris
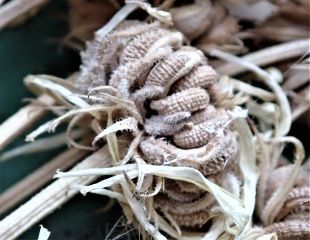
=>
[0,0,309,239]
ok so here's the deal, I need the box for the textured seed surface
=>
[144,49,201,89]
[174,65,218,91]
[173,117,228,149]
[150,87,209,115]
[264,220,310,240]
[174,131,238,175]
[120,29,170,64]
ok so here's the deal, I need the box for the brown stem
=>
[0,145,113,240]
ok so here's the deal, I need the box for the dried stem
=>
[0,95,55,150]
[0,145,113,240]
[0,0,49,30]
[0,140,90,215]
[216,39,309,76]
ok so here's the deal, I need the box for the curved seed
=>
[174,65,218,92]
[277,186,310,221]
[174,131,238,175]
[144,48,202,95]
[144,112,191,136]
[154,193,214,215]
[150,87,209,115]
[190,105,227,124]
[120,28,171,63]
[264,220,310,240]
[173,117,228,149]
[164,180,201,202]
[165,210,212,227]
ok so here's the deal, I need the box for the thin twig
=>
[0,95,55,151]
[0,145,113,240]
[0,0,49,30]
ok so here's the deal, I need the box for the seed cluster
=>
[77,21,239,228]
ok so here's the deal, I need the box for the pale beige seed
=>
[277,186,310,221]
[190,105,228,124]
[174,131,238,175]
[144,112,191,136]
[150,87,209,115]
[264,220,310,240]
[164,180,201,202]
[155,193,214,215]
[174,65,218,92]
[144,49,202,92]
[165,210,212,227]
[173,116,228,149]
[77,21,148,92]
[176,180,204,193]
[120,28,170,64]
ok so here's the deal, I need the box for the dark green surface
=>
[0,1,123,239]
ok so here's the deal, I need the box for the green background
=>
[0,1,127,239]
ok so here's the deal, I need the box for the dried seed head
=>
[174,65,218,92]
[264,220,310,240]
[150,87,209,115]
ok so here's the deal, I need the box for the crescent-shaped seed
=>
[264,220,310,240]
[173,117,228,149]
[144,48,202,92]
[174,65,218,92]
[150,87,209,115]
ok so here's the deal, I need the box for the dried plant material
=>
[0,144,118,240]
[170,0,212,40]
[216,39,309,76]
[1,1,309,239]
[221,0,278,23]
[126,0,172,25]
[264,220,310,240]
[0,130,85,162]
[252,1,310,42]
[37,225,50,240]
[197,4,244,54]
[0,0,48,30]
[0,94,55,150]
[66,0,119,47]
[210,49,292,137]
